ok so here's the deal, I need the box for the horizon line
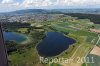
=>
[0,7,100,13]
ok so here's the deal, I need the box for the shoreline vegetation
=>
[36,32,77,58]
[4,31,31,44]
[4,13,100,66]
[20,34,31,44]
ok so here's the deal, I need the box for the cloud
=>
[20,0,53,8]
[0,0,100,12]
[20,0,100,8]
[1,0,100,8]
[71,0,100,6]
[1,0,19,6]
[57,0,100,7]
[1,0,14,4]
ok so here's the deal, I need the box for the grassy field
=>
[50,63,62,66]
[8,14,100,66]
[81,63,86,66]
[87,54,100,66]
[47,17,98,66]
[8,29,45,66]
[9,48,40,66]
[17,28,29,33]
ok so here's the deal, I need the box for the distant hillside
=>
[11,9,47,14]
[50,8,100,14]
[1,8,100,15]
[0,9,48,16]
[65,13,100,24]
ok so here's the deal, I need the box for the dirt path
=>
[71,44,83,58]
[59,44,84,66]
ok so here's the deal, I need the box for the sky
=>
[0,0,100,12]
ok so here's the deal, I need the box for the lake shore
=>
[36,32,76,57]
[20,35,31,44]
[4,31,31,44]
[15,33,32,44]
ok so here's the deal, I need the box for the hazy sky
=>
[0,0,100,12]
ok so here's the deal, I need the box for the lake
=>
[36,32,76,57]
[3,32,27,43]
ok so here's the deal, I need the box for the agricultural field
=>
[2,13,100,66]
[87,54,100,66]
[17,28,29,33]
[46,15,100,66]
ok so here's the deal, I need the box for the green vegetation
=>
[50,63,62,66]
[87,54,100,66]
[6,26,45,66]
[3,14,100,66]
[17,28,29,33]
[82,63,86,66]
[9,48,39,66]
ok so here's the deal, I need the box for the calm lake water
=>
[3,32,27,43]
[36,32,76,57]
